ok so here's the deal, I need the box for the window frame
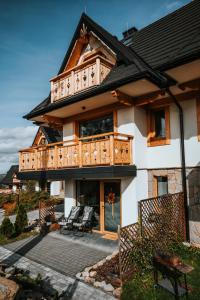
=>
[147,106,170,147]
[153,175,169,197]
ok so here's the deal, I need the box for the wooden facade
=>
[19,132,133,171]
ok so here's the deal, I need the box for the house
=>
[18,1,200,241]
[31,126,64,198]
[0,165,24,193]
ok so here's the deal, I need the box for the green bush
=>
[14,204,28,235]
[0,217,14,238]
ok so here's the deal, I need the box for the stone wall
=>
[147,168,182,198]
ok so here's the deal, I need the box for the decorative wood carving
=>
[51,55,113,103]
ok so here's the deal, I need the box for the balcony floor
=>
[18,165,137,181]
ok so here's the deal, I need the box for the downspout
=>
[166,87,190,241]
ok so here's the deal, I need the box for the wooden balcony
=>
[50,55,113,103]
[19,132,133,172]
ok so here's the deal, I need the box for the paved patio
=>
[0,246,115,300]
[4,231,118,277]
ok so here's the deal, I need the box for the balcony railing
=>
[50,55,113,103]
[19,132,133,172]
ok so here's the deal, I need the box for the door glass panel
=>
[76,180,100,230]
[104,182,120,232]
[79,114,113,138]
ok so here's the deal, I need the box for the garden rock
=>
[0,277,19,300]
[84,266,92,272]
[113,287,122,299]
[92,264,98,270]
[84,276,95,284]
[89,271,97,278]
[93,281,102,288]
[106,255,112,261]
[103,283,114,292]
[82,271,89,278]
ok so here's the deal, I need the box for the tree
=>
[14,204,28,235]
[0,217,14,238]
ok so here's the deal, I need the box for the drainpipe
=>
[166,88,190,241]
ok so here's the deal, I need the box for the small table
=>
[153,255,194,299]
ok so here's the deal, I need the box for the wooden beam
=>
[42,115,64,125]
[147,90,200,109]
[178,78,200,91]
[134,90,166,106]
[111,90,134,106]
[64,35,89,71]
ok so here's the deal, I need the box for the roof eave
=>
[24,70,167,120]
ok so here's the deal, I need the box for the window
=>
[79,114,113,138]
[197,96,200,141]
[154,176,168,196]
[147,106,170,146]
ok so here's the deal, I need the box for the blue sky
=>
[0,0,191,173]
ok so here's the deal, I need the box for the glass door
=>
[76,180,100,230]
[103,182,120,232]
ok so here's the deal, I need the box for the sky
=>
[0,0,191,173]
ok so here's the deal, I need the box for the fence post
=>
[138,201,143,237]
[118,224,123,285]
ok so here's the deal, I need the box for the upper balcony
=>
[19,132,133,172]
[50,55,113,103]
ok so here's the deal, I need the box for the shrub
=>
[0,217,14,238]
[14,204,28,235]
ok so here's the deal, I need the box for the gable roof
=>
[41,126,62,143]
[32,126,62,146]
[127,0,200,71]
[24,0,200,120]
[0,165,19,185]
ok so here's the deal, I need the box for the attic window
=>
[84,44,93,53]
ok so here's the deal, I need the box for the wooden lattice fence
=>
[139,192,186,245]
[39,200,55,225]
[119,192,186,282]
[118,222,139,282]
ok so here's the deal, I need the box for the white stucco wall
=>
[64,179,76,217]
[50,181,61,196]
[35,181,40,192]
[146,100,200,168]
[118,99,200,170]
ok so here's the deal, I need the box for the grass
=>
[122,243,200,300]
[0,231,38,246]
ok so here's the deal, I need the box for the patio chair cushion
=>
[69,206,81,221]
[73,206,94,228]
[82,206,94,222]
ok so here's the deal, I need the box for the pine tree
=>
[14,204,28,235]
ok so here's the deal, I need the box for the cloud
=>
[0,126,38,173]
[165,1,182,11]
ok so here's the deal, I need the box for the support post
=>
[109,134,114,165]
